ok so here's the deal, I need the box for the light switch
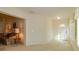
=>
[32,29,34,32]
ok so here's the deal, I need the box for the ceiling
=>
[17,7,75,20]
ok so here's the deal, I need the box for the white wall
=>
[0,7,49,46]
[26,15,48,45]
[47,19,53,42]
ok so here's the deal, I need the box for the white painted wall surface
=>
[26,15,48,45]
[47,19,53,42]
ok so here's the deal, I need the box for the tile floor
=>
[0,39,77,51]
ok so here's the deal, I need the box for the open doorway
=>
[0,12,25,46]
[55,24,67,44]
[56,24,67,42]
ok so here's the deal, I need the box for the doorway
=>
[57,24,67,42]
[55,24,68,46]
[0,12,25,46]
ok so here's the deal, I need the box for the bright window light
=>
[55,24,67,43]
[57,34,60,40]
